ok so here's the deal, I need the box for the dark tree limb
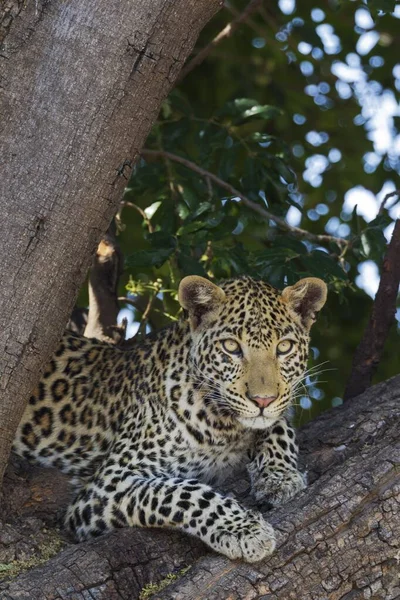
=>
[83,228,126,344]
[344,219,400,401]
[1,376,399,599]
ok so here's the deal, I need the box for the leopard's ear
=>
[281,277,327,329]
[178,276,226,330]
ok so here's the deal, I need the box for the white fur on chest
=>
[163,416,253,482]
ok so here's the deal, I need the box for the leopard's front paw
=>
[212,511,276,563]
[251,468,307,507]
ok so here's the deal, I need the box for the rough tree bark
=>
[0,0,222,486]
[0,375,399,599]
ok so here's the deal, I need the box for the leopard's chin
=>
[237,415,278,430]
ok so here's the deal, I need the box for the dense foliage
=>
[81,0,400,420]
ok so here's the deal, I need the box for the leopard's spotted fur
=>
[14,275,327,562]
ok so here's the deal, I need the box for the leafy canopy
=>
[83,0,400,420]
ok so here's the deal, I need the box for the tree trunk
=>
[0,0,222,487]
[0,375,399,599]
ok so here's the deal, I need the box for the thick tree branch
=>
[141,149,349,249]
[1,376,399,598]
[154,378,400,599]
[344,219,400,401]
[178,0,264,81]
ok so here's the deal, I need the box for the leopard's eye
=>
[221,339,242,356]
[277,339,295,356]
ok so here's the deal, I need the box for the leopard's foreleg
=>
[66,468,275,563]
[248,418,306,506]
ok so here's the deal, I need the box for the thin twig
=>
[118,296,142,309]
[224,2,266,36]
[120,200,154,233]
[137,292,158,337]
[178,0,264,82]
[378,189,400,215]
[140,148,349,248]
[343,219,400,401]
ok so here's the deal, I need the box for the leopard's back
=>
[13,333,133,477]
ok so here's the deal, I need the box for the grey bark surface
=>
[0,0,222,485]
[0,375,399,599]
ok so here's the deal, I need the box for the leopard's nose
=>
[250,395,277,408]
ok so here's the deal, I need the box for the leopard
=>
[13,274,327,563]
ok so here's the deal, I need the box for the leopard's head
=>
[179,275,327,430]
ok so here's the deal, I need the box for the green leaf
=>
[351,205,362,236]
[249,133,276,145]
[205,215,224,228]
[360,228,387,261]
[241,157,269,194]
[189,201,213,220]
[273,157,297,185]
[358,212,391,260]
[210,215,240,240]
[218,146,239,181]
[367,212,392,230]
[125,247,175,269]
[367,0,396,14]
[151,197,177,234]
[274,237,308,254]
[241,105,282,120]
[177,252,207,276]
[218,98,259,119]
[177,221,206,236]
[177,202,190,220]
[144,201,162,219]
[147,232,177,250]
[300,251,347,281]
[180,186,200,211]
